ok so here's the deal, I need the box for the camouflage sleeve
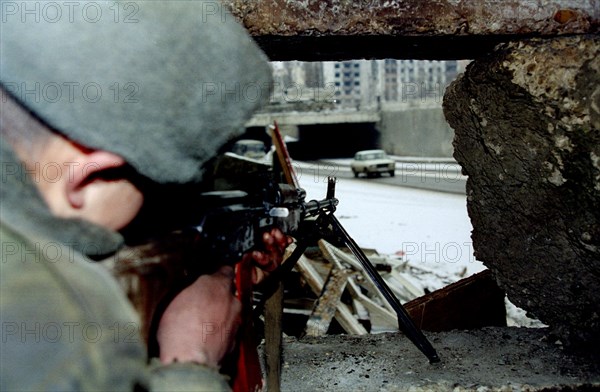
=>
[148,360,232,392]
[0,227,235,392]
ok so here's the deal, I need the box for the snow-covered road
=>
[298,172,487,291]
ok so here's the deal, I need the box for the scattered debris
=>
[280,240,509,336]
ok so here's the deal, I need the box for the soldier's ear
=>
[65,150,126,209]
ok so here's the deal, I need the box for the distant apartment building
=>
[379,59,463,104]
[271,61,325,103]
[322,60,379,109]
[273,59,466,109]
[323,59,463,108]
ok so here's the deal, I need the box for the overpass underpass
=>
[293,122,379,159]
[245,109,381,160]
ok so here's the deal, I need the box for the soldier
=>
[0,1,285,390]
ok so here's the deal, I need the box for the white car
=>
[231,139,267,159]
[350,149,396,178]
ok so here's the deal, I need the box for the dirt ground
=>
[277,327,600,391]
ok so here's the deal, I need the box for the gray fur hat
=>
[0,0,272,183]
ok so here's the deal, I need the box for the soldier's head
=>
[0,0,272,230]
[1,87,144,230]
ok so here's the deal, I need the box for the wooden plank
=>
[352,299,369,323]
[304,268,350,336]
[321,241,394,303]
[319,241,396,312]
[318,240,397,329]
[292,245,367,335]
[264,282,284,392]
[333,303,368,335]
[387,269,425,300]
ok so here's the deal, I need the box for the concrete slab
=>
[277,327,600,391]
[224,0,600,60]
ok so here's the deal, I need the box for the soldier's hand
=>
[246,228,292,285]
[157,266,241,369]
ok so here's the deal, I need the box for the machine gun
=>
[186,177,337,270]
[114,124,439,392]
[193,155,440,389]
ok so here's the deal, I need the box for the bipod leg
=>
[325,213,440,364]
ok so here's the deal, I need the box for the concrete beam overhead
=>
[224,0,600,60]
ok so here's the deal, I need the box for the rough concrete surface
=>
[227,0,600,36]
[443,36,600,347]
[224,0,600,60]
[278,327,600,391]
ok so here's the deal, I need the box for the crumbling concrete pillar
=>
[443,35,600,347]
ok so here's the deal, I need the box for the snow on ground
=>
[297,170,545,327]
[298,173,486,292]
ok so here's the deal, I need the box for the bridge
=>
[244,104,454,160]
[246,109,380,127]
[244,108,382,159]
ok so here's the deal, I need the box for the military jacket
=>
[0,140,231,391]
